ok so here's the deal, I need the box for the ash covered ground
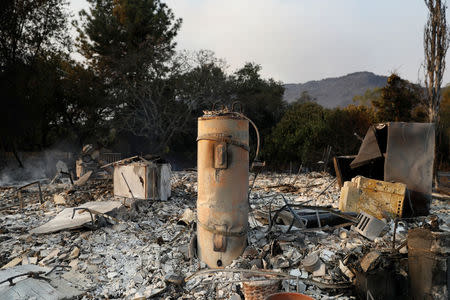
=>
[0,171,448,299]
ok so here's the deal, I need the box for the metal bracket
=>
[214,142,228,169]
[213,224,227,252]
[197,133,250,152]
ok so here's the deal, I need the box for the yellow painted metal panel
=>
[339,176,406,219]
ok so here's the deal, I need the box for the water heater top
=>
[199,109,247,120]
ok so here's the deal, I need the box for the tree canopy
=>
[0,0,72,155]
[352,73,427,123]
[0,0,448,171]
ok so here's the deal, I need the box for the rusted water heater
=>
[197,110,249,268]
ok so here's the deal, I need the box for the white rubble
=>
[0,171,447,299]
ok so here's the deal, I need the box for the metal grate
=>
[100,153,121,164]
[352,212,386,241]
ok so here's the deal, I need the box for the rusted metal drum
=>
[197,112,249,268]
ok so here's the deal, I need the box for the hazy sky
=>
[69,0,449,84]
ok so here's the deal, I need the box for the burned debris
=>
[336,122,435,216]
[111,156,172,202]
[0,114,449,300]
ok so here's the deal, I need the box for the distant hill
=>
[283,71,388,108]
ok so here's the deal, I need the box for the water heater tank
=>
[197,111,249,268]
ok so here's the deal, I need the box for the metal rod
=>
[248,169,260,201]
[71,207,95,228]
[37,181,43,204]
[14,181,44,208]
[315,210,322,228]
[392,218,399,251]
[0,271,46,286]
[121,172,136,201]
[152,167,156,200]
[316,178,337,198]
[395,240,407,252]
[281,195,307,228]
[60,171,74,185]
[290,163,302,185]
[16,181,41,190]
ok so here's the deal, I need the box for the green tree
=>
[168,50,233,159]
[0,0,71,68]
[324,105,377,155]
[170,57,287,162]
[175,50,232,112]
[76,0,183,154]
[265,102,377,167]
[265,102,326,165]
[0,0,71,158]
[76,0,181,80]
[232,63,286,137]
[231,63,286,161]
[372,73,424,122]
[54,60,112,147]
